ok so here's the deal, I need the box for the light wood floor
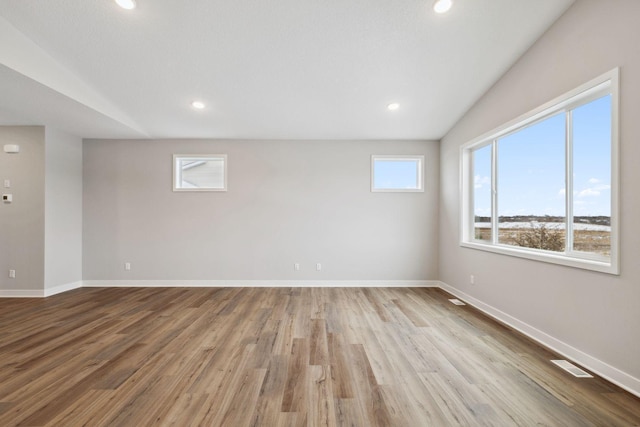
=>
[0,287,638,426]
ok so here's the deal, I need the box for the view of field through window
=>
[473,95,612,256]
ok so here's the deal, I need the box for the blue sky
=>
[474,95,611,218]
[374,159,420,189]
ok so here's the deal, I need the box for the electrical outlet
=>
[470,275,475,285]
[316,263,322,271]
[3,179,9,188]
[125,262,131,271]
[9,269,16,278]
[294,263,300,271]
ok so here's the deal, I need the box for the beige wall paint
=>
[44,127,82,290]
[440,0,640,384]
[83,139,439,281]
[0,126,45,292]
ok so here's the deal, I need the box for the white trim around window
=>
[371,155,425,192]
[173,154,228,192]
[460,68,619,274]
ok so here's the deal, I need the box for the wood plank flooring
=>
[0,287,638,426]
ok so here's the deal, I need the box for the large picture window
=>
[461,69,619,274]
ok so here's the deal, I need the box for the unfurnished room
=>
[0,0,639,425]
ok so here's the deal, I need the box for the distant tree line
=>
[474,215,610,226]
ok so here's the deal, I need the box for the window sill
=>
[460,241,618,275]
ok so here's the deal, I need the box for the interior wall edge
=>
[44,280,83,297]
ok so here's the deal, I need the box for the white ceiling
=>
[0,0,574,140]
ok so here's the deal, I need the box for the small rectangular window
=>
[173,154,227,191]
[371,155,424,192]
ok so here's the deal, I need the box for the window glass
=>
[572,95,612,255]
[174,155,227,191]
[497,113,566,251]
[372,156,424,192]
[472,144,492,241]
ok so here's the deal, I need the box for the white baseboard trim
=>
[82,279,440,288]
[0,289,45,298]
[0,280,438,297]
[438,281,640,399]
[44,281,83,297]
[0,281,83,298]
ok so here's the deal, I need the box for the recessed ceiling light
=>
[387,103,400,111]
[115,0,137,10]
[191,101,206,110]
[433,0,453,14]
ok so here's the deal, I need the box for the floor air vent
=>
[551,360,593,378]
[448,298,466,306]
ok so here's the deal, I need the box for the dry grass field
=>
[474,227,611,256]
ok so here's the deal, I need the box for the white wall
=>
[44,127,82,291]
[0,126,45,293]
[439,0,640,393]
[83,139,439,283]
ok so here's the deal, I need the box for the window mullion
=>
[471,151,478,241]
[565,111,574,254]
[491,140,498,245]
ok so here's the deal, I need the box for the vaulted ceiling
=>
[0,0,574,140]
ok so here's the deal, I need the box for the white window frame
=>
[460,68,619,275]
[371,155,425,192]
[173,154,228,192]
